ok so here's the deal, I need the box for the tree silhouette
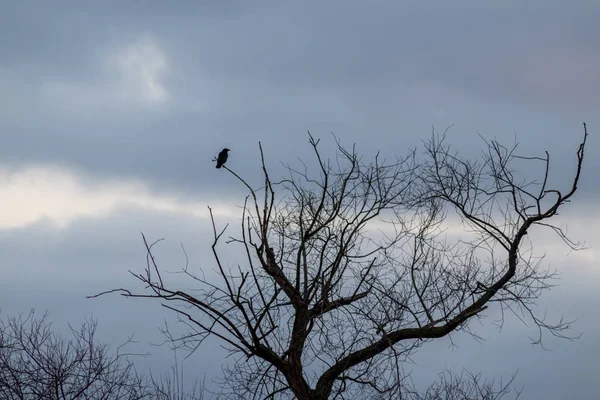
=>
[0,311,147,399]
[93,124,588,399]
[0,310,207,399]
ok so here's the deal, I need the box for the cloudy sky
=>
[1,1,599,398]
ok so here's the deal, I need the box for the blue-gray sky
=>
[1,1,599,398]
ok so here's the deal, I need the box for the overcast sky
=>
[1,1,599,398]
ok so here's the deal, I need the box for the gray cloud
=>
[1,1,599,397]
[0,204,598,398]
[0,206,232,388]
[1,0,598,196]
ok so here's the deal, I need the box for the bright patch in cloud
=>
[38,36,169,111]
[0,165,235,230]
[114,36,169,103]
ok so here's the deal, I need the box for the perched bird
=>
[216,148,230,168]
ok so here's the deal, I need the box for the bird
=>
[216,148,230,168]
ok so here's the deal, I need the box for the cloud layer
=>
[1,1,599,398]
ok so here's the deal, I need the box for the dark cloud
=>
[0,2,599,396]
[1,1,598,194]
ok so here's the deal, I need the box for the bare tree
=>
[0,310,148,399]
[92,124,588,399]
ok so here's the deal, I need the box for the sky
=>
[0,0,599,398]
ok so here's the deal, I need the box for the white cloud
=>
[0,164,235,230]
[368,206,598,274]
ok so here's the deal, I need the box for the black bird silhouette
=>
[216,148,230,168]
